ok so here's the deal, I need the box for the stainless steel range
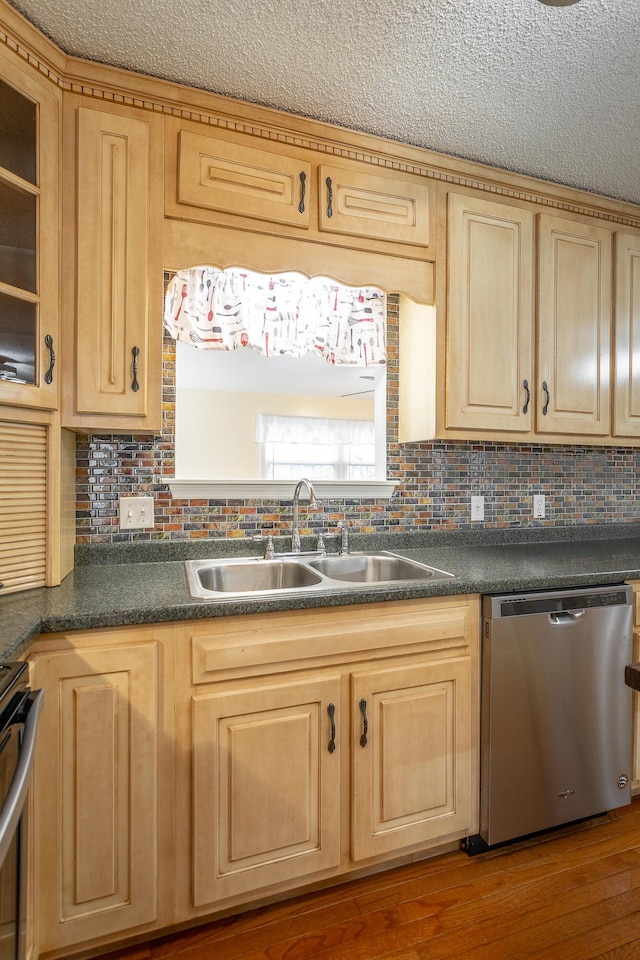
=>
[0,663,43,959]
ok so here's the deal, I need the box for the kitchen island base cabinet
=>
[30,634,162,957]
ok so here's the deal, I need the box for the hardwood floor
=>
[104,801,640,960]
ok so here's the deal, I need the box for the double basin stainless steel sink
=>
[185,550,455,600]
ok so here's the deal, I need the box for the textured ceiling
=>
[9,0,640,204]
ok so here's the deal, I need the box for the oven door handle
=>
[0,689,44,867]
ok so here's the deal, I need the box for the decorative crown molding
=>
[2,17,640,229]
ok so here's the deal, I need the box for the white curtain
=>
[255,414,374,445]
[163,267,386,367]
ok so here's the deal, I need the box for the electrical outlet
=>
[471,495,484,522]
[119,496,155,530]
[533,494,545,519]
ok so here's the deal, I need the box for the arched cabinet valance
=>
[163,219,434,304]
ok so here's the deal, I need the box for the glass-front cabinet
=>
[0,50,59,409]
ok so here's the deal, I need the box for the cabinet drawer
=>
[318,163,433,249]
[189,598,476,685]
[177,129,311,229]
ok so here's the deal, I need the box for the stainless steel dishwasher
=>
[466,584,633,854]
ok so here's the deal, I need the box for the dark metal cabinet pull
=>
[327,703,336,753]
[359,698,368,747]
[44,334,55,385]
[131,346,140,393]
[298,171,306,214]
[326,176,333,219]
[522,379,530,415]
[542,380,550,416]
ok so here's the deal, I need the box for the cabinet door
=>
[537,214,612,436]
[0,47,59,411]
[65,102,163,429]
[176,128,311,229]
[446,193,534,433]
[318,163,433,250]
[32,643,158,953]
[192,674,341,905]
[351,657,472,861]
[613,233,640,438]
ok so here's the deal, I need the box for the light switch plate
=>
[471,495,484,522]
[119,496,155,530]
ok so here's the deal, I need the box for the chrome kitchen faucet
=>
[291,478,322,553]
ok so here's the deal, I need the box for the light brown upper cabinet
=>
[61,98,164,431]
[0,45,60,411]
[166,119,436,264]
[317,162,433,249]
[176,127,311,230]
[614,233,640,439]
[446,192,534,434]
[537,214,611,438]
[444,192,614,443]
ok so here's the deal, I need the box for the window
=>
[257,414,375,481]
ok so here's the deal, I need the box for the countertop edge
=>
[6,529,640,658]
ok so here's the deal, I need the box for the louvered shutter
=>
[0,420,47,593]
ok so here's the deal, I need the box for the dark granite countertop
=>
[3,523,640,661]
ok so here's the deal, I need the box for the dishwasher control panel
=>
[484,584,631,619]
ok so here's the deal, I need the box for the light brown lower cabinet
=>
[28,596,479,957]
[192,673,342,905]
[29,626,172,959]
[179,596,479,917]
[351,657,472,862]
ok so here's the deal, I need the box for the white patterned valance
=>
[163,267,386,367]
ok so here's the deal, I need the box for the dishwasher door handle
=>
[548,610,586,625]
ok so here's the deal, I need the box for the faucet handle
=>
[253,533,275,559]
[337,521,350,556]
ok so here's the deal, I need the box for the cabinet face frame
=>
[0,46,59,412]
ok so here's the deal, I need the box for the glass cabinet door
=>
[0,55,59,409]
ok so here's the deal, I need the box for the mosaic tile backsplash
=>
[75,297,640,543]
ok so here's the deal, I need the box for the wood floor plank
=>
[103,801,640,960]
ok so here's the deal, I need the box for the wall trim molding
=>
[61,82,640,229]
[167,479,398,501]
